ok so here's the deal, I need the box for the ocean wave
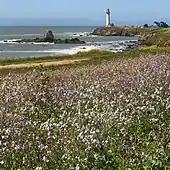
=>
[0,39,21,44]
[53,45,105,55]
[0,39,125,45]
[0,39,54,45]
[0,40,134,55]
[1,45,108,55]
[1,50,53,53]
[63,32,90,37]
[55,31,101,37]
[0,38,137,57]
[51,42,130,55]
[92,39,137,44]
[0,33,42,37]
[0,31,92,40]
[85,40,136,49]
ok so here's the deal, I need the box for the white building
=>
[106,8,111,27]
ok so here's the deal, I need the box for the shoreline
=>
[1,46,170,71]
[0,39,138,58]
[0,27,139,57]
[0,50,112,68]
[1,26,170,70]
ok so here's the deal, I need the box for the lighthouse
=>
[106,8,111,27]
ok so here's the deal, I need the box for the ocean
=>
[0,26,137,57]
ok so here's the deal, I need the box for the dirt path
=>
[0,58,89,69]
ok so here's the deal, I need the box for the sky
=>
[0,0,170,26]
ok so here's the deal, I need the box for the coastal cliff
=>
[139,28,170,46]
[91,26,151,36]
[92,26,170,47]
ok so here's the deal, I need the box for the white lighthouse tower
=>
[106,8,111,27]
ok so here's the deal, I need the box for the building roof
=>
[106,8,110,14]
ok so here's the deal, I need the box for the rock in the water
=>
[11,31,85,44]
[44,30,55,42]
[70,38,85,44]
[54,38,85,44]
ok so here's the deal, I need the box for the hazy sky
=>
[0,0,170,26]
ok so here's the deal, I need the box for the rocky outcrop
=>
[138,31,157,42]
[91,26,140,36]
[138,33,155,42]
[44,30,55,42]
[54,38,85,44]
[11,30,85,44]
[138,28,170,46]
[14,37,85,44]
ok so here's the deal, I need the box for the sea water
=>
[0,26,137,57]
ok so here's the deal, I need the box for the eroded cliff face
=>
[139,29,170,46]
[138,32,156,45]
[139,33,155,41]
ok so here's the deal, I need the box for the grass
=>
[0,50,113,66]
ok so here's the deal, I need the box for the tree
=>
[143,24,149,28]
[160,21,169,28]
[154,21,161,27]
[154,21,169,28]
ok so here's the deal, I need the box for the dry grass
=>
[0,50,113,66]
[0,58,89,69]
[139,28,170,46]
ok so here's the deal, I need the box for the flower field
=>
[0,53,170,169]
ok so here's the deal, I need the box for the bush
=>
[144,24,149,28]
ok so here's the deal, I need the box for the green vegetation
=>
[0,50,112,66]
[143,21,169,28]
[154,21,169,28]
[1,48,170,76]
[92,26,156,36]
[1,46,170,68]
[139,27,170,46]
[143,24,149,28]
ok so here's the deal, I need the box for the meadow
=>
[0,49,170,169]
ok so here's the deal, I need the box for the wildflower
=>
[35,167,42,170]
[43,156,49,162]
[0,160,4,165]
[75,164,80,170]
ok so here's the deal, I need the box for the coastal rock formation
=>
[138,28,170,46]
[91,26,140,36]
[138,33,155,42]
[13,37,85,44]
[44,30,55,42]
[11,30,85,44]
